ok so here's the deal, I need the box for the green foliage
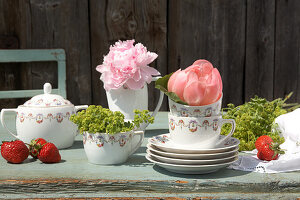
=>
[221,95,292,151]
[155,73,188,105]
[70,105,154,134]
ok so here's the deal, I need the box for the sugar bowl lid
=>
[23,83,72,107]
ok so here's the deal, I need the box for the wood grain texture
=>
[18,198,192,200]
[168,0,246,107]
[274,0,300,102]
[0,117,300,199]
[0,0,91,107]
[89,0,168,111]
[0,1,22,109]
[1,0,300,110]
[24,0,92,105]
[1,178,300,195]
[245,0,275,101]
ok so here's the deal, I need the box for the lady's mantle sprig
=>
[221,93,299,151]
[70,105,154,134]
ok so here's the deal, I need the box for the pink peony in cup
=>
[168,59,222,106]
[155,59,222,106]
[96,39,160,91]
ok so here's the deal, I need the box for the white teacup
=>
[168,94,222,117]
[168,113,235,149]
[83,131,144,165]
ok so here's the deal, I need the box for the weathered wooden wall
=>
[0,0,300,111]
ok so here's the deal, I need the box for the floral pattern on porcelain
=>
[213,119,219,131]
[170,104,220,117]
[169,118,175,131]
[153,134,239,147]
[83,132,133,148]
[24,98,72,107]
[36,114,44,124]
[168,118,222,133]
[151,134,169,144]
[16,111,75,124]
[188,120,198,132]
[223,137,239,146]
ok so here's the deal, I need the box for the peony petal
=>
[192,59,210,66]
[96,64,110,73]
[141,66,160,76]
[183,80,206,106]
[110,40,135,52]
[140,68,153,84]
[201,85,220,105]
[170,70,189,101]
[146,52,158,64]
[101,73,121,91]
[125,78,145,90]
[167,69,180,92]
[186,60,213,78]
[133,69,141,82]
[200,68,222,105]
[136,52,158,67]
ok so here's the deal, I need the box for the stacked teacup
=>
[168,95,236,148]
[145,95,239,174]
[146,59,239,174]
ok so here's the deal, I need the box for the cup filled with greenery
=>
[70,105,154,165]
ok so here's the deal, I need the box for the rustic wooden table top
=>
[0,112,300,200]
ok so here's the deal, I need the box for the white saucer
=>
[146,154,238,174]
[147,144,239,160]
[147,149,238,165]
[148,133,240,154]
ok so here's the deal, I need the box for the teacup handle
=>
[73,105,88,136]
[139,77,164,130]
[75,105,88,112]
[215,119,236,146]
[151,76,164,118]
[129,131,144,156]
[0,109,19,139]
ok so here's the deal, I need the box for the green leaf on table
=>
[155,73,188,105]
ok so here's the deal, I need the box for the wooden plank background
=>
[0,0,299,111]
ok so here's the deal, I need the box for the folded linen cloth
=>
[229,108,300,173]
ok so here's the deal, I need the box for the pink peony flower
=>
[168,59,222,106]
[96,40,160,91]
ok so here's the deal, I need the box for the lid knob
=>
[44,83,52,94]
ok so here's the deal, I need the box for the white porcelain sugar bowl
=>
[0,83,88,149]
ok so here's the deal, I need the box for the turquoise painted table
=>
[0,112,300,199]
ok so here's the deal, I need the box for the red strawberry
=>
[29,138,47,158]
[255,135,273,151]
[37,143,61,163]
[257,142,284,161]
[1,140,29,164]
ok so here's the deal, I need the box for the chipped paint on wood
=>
[13,198,189,200]
[1,178,300,195]
[175,180,189,184]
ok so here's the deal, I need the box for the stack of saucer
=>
[146,95,239,174]
[146,134,239,174]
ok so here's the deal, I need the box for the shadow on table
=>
[121,154,153,167]
[145,129,169,138]
[63,140,83,150]
[152,165,251,179]
[135,146,147,154]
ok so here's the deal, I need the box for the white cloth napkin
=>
[229,108,300,173]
